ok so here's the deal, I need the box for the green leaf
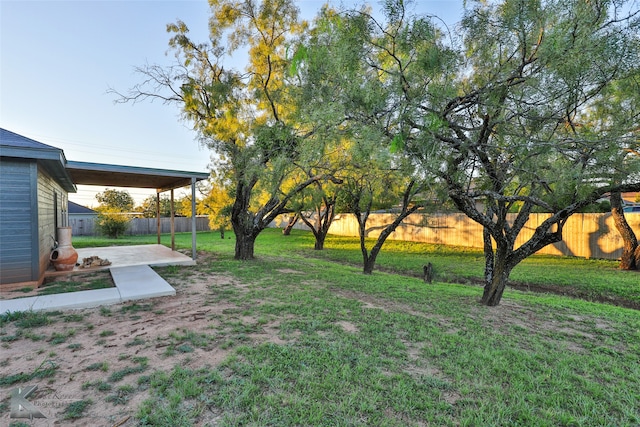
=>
[289,45,308,76]
[390,134,404,153]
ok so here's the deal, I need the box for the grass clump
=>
[1,311,54,328]
[85,361,109,372]
[106,385,136,405]
[125,336,146,347]
[0,359,58,386]
[137,366,209,425]
[63,313,85,322]
[49,328,75,345]
[62,399,92,420]
[39,276,111,295]
[109,357,148,382]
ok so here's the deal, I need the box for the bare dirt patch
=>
[0,252,287,426]
[336,320,359,333]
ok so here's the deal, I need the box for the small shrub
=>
[96,212,130,239]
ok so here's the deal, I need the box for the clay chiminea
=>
[50,227,78,271]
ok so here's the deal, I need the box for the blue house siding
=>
[0,159,36,284]
[37,168,67,278]
[1,128,76,288]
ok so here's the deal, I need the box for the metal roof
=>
[66,161,210,192]
[0,128,76,192]
[1,128,209,192]
[0,128,62,153]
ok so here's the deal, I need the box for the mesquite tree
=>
[293,177,342,250]
[113,0,331,259]
[294,6,430,273]
[95,189,135,213]
[337,0,640,304]
[596,70,640,270]
[611,191,640,269]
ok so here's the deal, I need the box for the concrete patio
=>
[0,245,195,314]
[66,244,195,273]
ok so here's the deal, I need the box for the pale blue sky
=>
[1,0,464,206]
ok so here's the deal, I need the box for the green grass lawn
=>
[161,250,639,425]
[0,230,636,425]
[74,228,640,307]
[62,229,640,426]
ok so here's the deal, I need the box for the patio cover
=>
[65,160,210,260]
[66,160,209,192]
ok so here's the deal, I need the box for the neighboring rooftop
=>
[68,201,97,215]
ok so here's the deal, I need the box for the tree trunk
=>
[355,210,371,274]
[298,198,337,251]
[234,232,256,260]
[282,213,299,236]
[314,234,326,250]
[219,226,225,239]
[482,224,494,285]
[479,228,517,306]
[360,205,420,274]
[231,179,258,260]
[363,254,377,275]
[481,273,509,306]
[480,252,514,306]
[355,181,421,275]
[611,192,638,270]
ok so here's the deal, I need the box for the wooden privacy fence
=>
[70,217,210,236]
[274,212,640,261]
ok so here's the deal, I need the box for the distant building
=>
[68,201,98,236]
